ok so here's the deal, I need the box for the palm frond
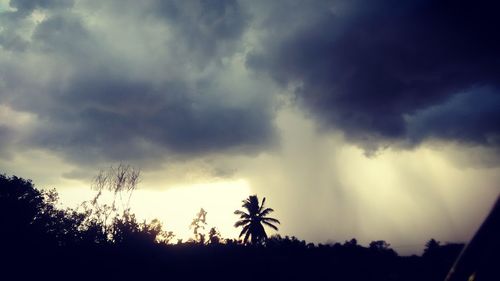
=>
[234,219,250,228]
[239,224,250,238]
[258,197,266,213]
[259,207,274,217]
[262,217,280,224]
[243,195,260,215]
[262,220,279,231]
[243,227,251,243]
[234,210,250,218]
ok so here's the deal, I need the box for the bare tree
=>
[91,163,140,211]
[81,164,141,241]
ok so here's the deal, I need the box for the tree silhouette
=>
[190,208,208,244]
[2,173,478,281]
[81,164,141,241]
[234,195,280,244]
[207,227,221,245]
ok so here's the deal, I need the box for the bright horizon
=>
[56,179,253,243]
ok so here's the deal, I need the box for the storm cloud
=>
[0,0,275,164]
[2,0,500,165]
[248,0,500,151]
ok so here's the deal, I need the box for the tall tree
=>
[234,195,280,244]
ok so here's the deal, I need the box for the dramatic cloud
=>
[248,0,500,151]
[8,0,73,14]
[0,0,276,165]
[407,88,500,146]
[150,0,250,64]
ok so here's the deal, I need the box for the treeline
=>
[0,174,463,281]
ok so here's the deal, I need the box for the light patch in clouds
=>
[0,104,38,158]
[0,0,13,12]
[0,147,86,188]
[0,103,37,131]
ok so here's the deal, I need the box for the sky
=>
[1,0,499,254]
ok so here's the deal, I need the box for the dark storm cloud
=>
[0,0,74,52]
[407,88,500,146]
[0,0,275,165]
[31,75,274,163]
[9,0,72,9]
[9,0,73,14]
[248,0,500,150]
[5,0,499,169]
[151,0,249,64]
[0,125,14,157]
[0,29,28,51]
[32,13,88,49]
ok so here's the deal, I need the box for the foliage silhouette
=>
[234,195,280,244]
[190,208,208,244]
[85,164,141,238]
[3,173,491,281]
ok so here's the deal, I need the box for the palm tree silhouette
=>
[234,195,280,244]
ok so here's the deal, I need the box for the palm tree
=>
[234,195,280,244]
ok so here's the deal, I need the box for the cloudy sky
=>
[1,0,499,254]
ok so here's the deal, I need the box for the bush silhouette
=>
[0,173,473,281]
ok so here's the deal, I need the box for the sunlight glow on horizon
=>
[57,178,252,242]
